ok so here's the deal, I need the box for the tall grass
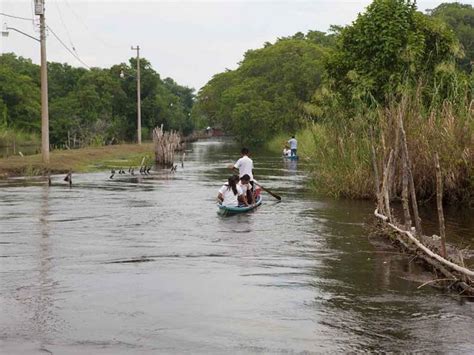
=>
[378,92,473,204]
[0,128,40,147]
[268,90,473,203]
[268,127,373,198]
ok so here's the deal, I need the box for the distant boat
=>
[217,195,263,216]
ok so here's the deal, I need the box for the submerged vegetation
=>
[196,0,474,203]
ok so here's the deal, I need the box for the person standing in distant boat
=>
[288,136,297,157]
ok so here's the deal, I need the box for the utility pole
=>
[131,45,141,145]
[36,0,50,163]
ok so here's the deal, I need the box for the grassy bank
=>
[0,143,155,178]
[0,128,40,148]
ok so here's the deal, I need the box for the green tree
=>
[162,77,195,134]
[0,53,40,85]
[325,0,461,106]
[48,62,87,100]
[0,52,194,147]
[50,68,128,146]
[193,70,237,131]
[194,35,328,145]
[430,2,474,73]
[0,65,40,131]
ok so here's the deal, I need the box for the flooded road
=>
[1,139,473,353]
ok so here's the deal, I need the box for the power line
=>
[0,12,34,21]
[47,25,91,69]
[63,0,122,50]
[53,0,77,54]
[2,11,91,69]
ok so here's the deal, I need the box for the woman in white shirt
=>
[217,175,243,207]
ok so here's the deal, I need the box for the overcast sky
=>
[0,0,467,91]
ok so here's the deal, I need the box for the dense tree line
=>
[0,54,194,147]
[194,1,474,145]
[430,2,474,72]
[192,31,331,145]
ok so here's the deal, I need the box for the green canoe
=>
[217,195,263,216]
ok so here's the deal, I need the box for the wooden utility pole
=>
[131,45,141,144]
[36,0,50,163]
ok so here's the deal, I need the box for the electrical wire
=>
[0,12,34,21]
[1,10,90,69]
[63,0,122,49]
[53,0,77,54]
[47,25,91,69]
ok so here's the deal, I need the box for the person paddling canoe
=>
[230,148,256,203]
[231,147,254,180]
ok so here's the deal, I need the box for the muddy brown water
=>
[1,139,473,354]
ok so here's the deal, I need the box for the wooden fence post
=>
[381,150,394,222]
[435,153,447,257]
[399,116,423,235]
[401,156,412,230]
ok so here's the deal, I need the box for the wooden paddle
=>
[253,182,282,201]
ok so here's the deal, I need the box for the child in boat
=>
[217,175,243,207]
[238,174,254,205]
